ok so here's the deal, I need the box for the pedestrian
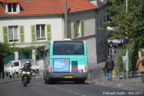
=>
[109,41,114,48]
[108,41,114,56]
[105,55,114,81]
[110,47,116,58]
[136,50,144,83]
[123,37,129,45]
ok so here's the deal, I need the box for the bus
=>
[43,40,88,84]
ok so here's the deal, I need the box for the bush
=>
[128,48,138,71]
[36,46,45,60]
[118,49,126,72]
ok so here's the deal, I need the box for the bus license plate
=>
[65,76,73,78]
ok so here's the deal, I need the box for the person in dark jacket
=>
[22,61,31,72]
[105,55,114,81]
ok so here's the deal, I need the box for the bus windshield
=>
[53,41,84,55]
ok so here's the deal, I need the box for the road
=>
[0,75,143,96]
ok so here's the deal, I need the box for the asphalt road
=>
[0,75,143,96]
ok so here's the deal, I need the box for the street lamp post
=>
[126,0,129,79]
[64,0,68,38]
[126,0,128,13]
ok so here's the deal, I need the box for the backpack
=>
[142,59,144,66]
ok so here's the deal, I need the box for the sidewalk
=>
[88,73,144,92]
[0,72,41,84]
[0,77,19,84]
[87,48,144,92]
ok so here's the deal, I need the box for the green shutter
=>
[20,26,24,43]
[3,26,8,43]
[47,24,51,41]
[4,53,15,64]
[81,20,84,37]
[31,25,36,42]
[73,21,76,39]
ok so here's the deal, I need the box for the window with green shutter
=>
[47,24,51,41]
[36,24,46,41]
[31,25,36,42]
[73,21,76,39]
[3,26,8,43]
[20,26,24,43]
[81,20,84,37]
[8,26,19,42]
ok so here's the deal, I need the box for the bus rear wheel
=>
[74,80,85,84]
[80,80,85,84]
[45,79,48,84]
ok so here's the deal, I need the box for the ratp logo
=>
[64,59,68,63]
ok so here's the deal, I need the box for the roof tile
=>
[0,0,97,16]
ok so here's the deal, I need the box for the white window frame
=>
[8,26,19,43]
[36,24,46,41]
[6,3,20,14]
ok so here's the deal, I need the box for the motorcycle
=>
[21,71,31,87]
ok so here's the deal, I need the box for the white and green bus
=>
[43,40,88,84]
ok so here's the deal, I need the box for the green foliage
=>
[0,43,13,58]
[118,49,126,72]
[128,48,138,71]
[19,50,32,60]
[37,46,45,51]
[107,0,144,47]
[36,46,45,59]
[4,53,15,64]
[107,0,144,71]
[118,54,124,72]
[16,46,34,53]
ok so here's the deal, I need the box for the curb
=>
[87,80,144,92]
[0,79,19,84]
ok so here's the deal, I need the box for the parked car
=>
[108,39,123,48]
[4,60,24,78]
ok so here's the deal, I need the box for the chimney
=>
[89,0,107,7]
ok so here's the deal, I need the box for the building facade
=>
[0,0,107,67]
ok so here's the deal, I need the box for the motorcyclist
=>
[22,61,32,82]
[22,61,31,72]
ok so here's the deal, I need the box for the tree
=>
[107,0,144,48]
[0,43,12,78]
[107,0,144,74]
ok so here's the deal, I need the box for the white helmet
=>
[26,61,30,64]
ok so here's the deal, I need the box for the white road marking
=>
[73,92,81,95]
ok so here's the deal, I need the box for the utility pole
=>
[126,0,128,13]
[126,0,129,79]
[64,0,68,38]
